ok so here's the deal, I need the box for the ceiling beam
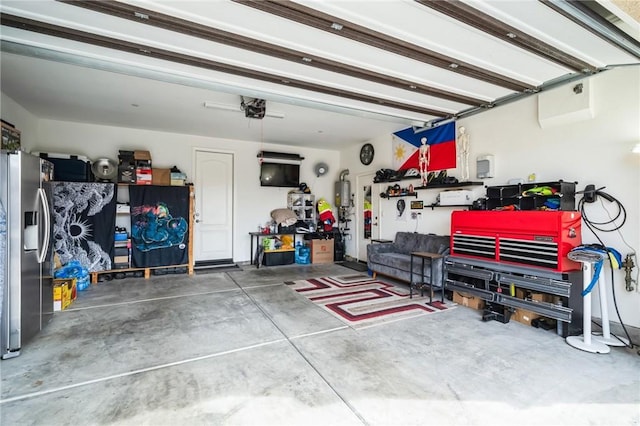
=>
[0,12,452,118]
[232,0,535,92]
[416,0,597,73]
[57,0,485,107]
[541,0,640,59]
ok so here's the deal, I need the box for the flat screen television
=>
[260,162,300,187]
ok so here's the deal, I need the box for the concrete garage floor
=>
[1,263,639,425]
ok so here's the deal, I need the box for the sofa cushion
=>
[415,234,450,254]
[369,252,412,272]
[393,232,422,254]
[392,232,450,255]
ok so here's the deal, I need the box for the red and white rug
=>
[285,274,453,329]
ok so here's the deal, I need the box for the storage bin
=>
[486,185,520,199]
[263,249,295,266]
[38,152,93,182]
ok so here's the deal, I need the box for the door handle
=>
[37,188,51,264]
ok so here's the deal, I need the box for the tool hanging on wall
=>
[576,185,636,352]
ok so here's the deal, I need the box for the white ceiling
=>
[1,0,639,150]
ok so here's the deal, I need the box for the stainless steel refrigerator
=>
[1,150,54,359]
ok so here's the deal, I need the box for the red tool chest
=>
[450,211,582,272]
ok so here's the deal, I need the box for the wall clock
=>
[359,143,375,165]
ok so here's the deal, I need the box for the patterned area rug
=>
[285,274,453,329]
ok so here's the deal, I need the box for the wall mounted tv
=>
[260,162,300,187]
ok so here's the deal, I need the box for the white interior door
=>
[194,150,233,264]
[356,172,379,262]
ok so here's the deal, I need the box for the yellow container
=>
[53,278,76,311]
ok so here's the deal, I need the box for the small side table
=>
[409,251,444,304]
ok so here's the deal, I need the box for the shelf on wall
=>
[380,182,483,199]
[414,181,484,190]
[380,192,418,199]
[373,171,484,185]
[257,151,304,161]
[425,203,473,210]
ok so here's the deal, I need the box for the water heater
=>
[335,169,351,207]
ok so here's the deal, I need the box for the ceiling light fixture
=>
[330,22,343,30]
[203,101,242,112]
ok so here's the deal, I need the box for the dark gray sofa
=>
[367,232,450,288]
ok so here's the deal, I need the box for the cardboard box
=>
[513,288,554,326]
[134,150,152,165]
[453,291,485,310]
[1,121,21,150]
[136,167,152,185]
[171,172,187,186]
[311,239,334,264]
[513,309,539,326]
[439,190,474,206]
[53,278,76,311]
[152,168,171,185]
[515,288,554,303]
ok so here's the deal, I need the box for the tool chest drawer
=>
[445,256,583,336]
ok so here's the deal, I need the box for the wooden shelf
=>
[90,264,190,283]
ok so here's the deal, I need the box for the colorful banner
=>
[392,122,457,171]
[129,185,189,268]
[51,182,116,272]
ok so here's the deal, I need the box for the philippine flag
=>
[392,121,457,171]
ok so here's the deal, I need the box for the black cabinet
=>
[445,256,583,337]
[486,180,576,211]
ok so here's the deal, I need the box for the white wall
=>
[340,66,640,327]
[1,92,39,147]
[0,105,341,264]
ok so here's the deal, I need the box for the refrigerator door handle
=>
[37,187,51,264]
